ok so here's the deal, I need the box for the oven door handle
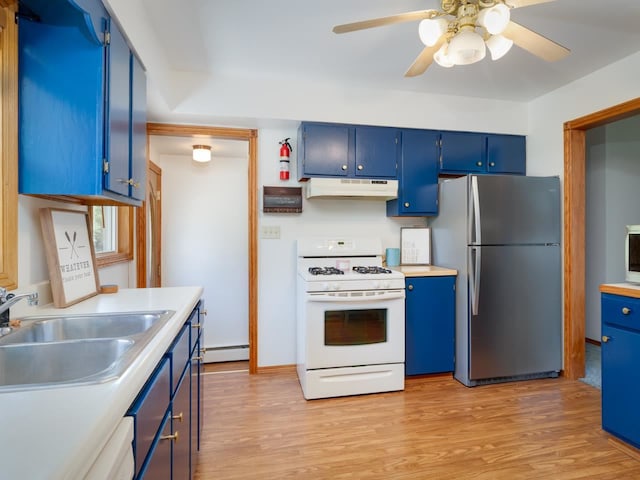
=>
[306,290,406,302]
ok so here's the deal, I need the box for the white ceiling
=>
[141,0,640,103]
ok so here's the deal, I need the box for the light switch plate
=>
[261,225,280,239]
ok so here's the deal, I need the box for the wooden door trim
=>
[563,96,640,379]
[144,123,259,374]
[136,160,161,288]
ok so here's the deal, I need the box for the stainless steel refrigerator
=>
[431,175,561,387]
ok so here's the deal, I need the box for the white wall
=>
[154,147,250,358]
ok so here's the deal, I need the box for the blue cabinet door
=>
[354,126,398,178]
[440,131,486,173]
[602,324,640,448]
[405,276,455,375]
[172,369,192,479]
[487,134,526,175]
[387,129,439,216]
[298,123,351,177]
[105,20,131,197]
[131,54,148,200]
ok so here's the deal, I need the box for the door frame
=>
[563,97,640,379]
[142,123,259,374]
[136,160,162,288]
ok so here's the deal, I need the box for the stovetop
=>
[307,266,393,276]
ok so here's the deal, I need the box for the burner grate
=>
[308,267,345,276]
[352,266,393,274]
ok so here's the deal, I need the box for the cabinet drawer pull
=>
[407,285,413,291]
[357,165,363,171]
[341,165,348,171]
[193,356,204,362]
[602,335,610,343]
[404,202,410,208]
[172,412,183,423]
[476,161,483,167]
[192,323,202,329]
[622,307,631,315]
[489,162,495,167]
[161,431,179,443]
[201,309,208,316]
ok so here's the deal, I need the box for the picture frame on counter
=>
[40,208,100,307]
[401,226,431,265]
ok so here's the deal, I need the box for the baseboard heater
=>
[203,344,249,363]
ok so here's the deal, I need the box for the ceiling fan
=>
[332,0,570,76]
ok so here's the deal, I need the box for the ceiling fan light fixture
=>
[192,144,212,162]
[486,34,513,60]
[418,18,448,46]
[477,3,511,35]
[434,42,454,68]
[448,26,486,65]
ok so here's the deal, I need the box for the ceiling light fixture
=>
[192,144,212,162]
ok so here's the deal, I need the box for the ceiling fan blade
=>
[505,0,556,8]
[333,10,439,34]
[503,21,570,62]
[404,39,445,77]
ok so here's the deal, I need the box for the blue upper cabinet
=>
[297,122,398,180]
[486,134,526,175]
[354,126,399,178]
[439,131,526,175]
[387,129,439,217]
[18,0,147,206]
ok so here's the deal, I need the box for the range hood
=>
[305,177,398,200]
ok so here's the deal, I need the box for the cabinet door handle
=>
[404,202,410,208]
[172,412,183,423]
[193,355,204,362]
[407,285,413,291]
[341,165,348,171]
[357,165,363,171]
[161,431,179,443]
[602,335,610,343]
[131,180,141,188]
[192,323,202,329]
[489,162,495,167]
[476,161,483,167]
[622,307,631,315]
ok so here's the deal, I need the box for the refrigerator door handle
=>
[470,176,481,244]
[469,246,481,316]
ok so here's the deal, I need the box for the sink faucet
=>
[0,287,39,327]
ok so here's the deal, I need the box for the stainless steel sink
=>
[0,310,175,392]
[0,311,173,344]
[0,339,134,390]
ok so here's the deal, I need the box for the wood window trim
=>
[91,206,134,268]
[563,96,640,379]
[0,2,18,290]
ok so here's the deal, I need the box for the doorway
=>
[142,123,258,374]
[136,160,162,288]
[563,97,640,379]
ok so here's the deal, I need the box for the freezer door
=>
[469,175,560,245]
[468,245,561,381]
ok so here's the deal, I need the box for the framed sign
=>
[400,227,432,265]
[40,208,100,307]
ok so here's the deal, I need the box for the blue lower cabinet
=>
[128,300,203,480]
[601,293,640,449]
[405,276,455,375]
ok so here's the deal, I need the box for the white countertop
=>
[392,265,458,277]
[0,286,203,480]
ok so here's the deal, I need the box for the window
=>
[90,205,134,267]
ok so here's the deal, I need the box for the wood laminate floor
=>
[194,368,640,479]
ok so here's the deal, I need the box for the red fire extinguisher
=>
[279,138,292,180]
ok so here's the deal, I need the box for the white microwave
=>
[625,225,640,283]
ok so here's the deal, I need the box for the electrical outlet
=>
[261,225,281,239]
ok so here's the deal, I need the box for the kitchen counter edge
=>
[393,265,458,277]
[600,283,640,298]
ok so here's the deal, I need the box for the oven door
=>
[303,289,405,370]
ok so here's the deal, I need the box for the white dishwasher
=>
[84,417,134,480]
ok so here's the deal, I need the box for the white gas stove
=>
[296,237,406,400]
